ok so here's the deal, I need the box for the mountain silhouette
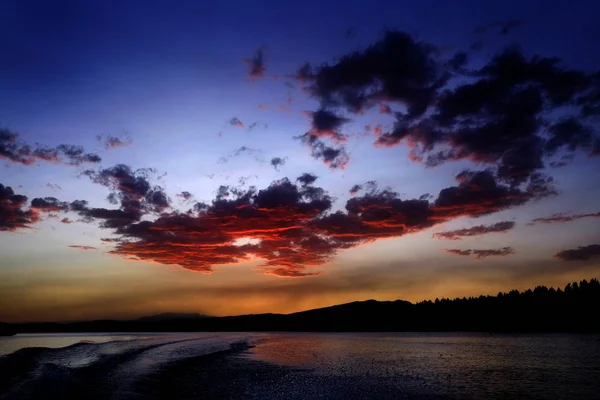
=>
[4,278,599,334]
[135,313,208,322]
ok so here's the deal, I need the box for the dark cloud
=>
[310,141,350,169]
[68,245,98,251]
[473,247,516,259]
[233,146,261,157]
[247,122,267,132]
[237,175,257,186]
[433,221,515,240]
[270,157,287,171]
[305,30,447,115]
[0,184,38,231]
[97,134,132,150]
[445,248,472,257]
[311,190,435,246]
[176,191,193,201]
[445,247,515,259]
[218,146,264,165]
[296,173,318,186]
[349,185,362,195]
[554,244,600,261]
[46,183,62,191]
[432,169,556,219]
[76,164,169,227]
[348,181,377,196]
[415,48,593,183]
[528,211,600,225]
[30,197,70,212]
[229,117,245,129]
[295,130,350,169]
[244,48,266,79]
[1,128,101,166]
[296,32,598,185]
[309,109,350,142]
[445,52,469,72]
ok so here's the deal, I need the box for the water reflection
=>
[249,333,600,399]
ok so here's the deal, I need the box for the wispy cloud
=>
[445,247,516,259]
[433,221,515,240]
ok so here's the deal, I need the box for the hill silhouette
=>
[5,278,599,334]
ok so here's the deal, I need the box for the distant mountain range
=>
[134,313,208,322]
[3,278,599,334]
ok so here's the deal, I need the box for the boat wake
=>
[0,334,258,400]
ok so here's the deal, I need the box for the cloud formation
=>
[64,166,547,276]
[68,245,98,251]
[294,30,599,183]
[554,244,600,261]
[97,134,133,150]
[72,164,170,228]
[1,129,102,166]
[445,247,516,259]
[528,211,600,225]
[349,181,377,196]
[244,48,266,79]
[229,117,245,129]
[270,157,287,171]
[0,184,38,231]
[176,191,193,201]
[30,197,70,212]
[433,221,515,240]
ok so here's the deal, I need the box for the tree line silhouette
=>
[6,278,600,334]
[413,278,600,332]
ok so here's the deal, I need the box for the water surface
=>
[1,332,598,399]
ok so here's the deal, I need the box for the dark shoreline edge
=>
[4,277,599,334]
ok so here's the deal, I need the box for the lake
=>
[1,332,599,399]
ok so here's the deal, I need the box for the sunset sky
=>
[1,0,599,322]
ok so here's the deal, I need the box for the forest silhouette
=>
[6,278,599,334]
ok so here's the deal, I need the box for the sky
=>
[1,0,600,322]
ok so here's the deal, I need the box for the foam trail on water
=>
[0,334,258,400]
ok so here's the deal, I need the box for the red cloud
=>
[99,170,539,276]
[15,166,547,277]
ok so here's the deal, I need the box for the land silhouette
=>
[5,278,599,334]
